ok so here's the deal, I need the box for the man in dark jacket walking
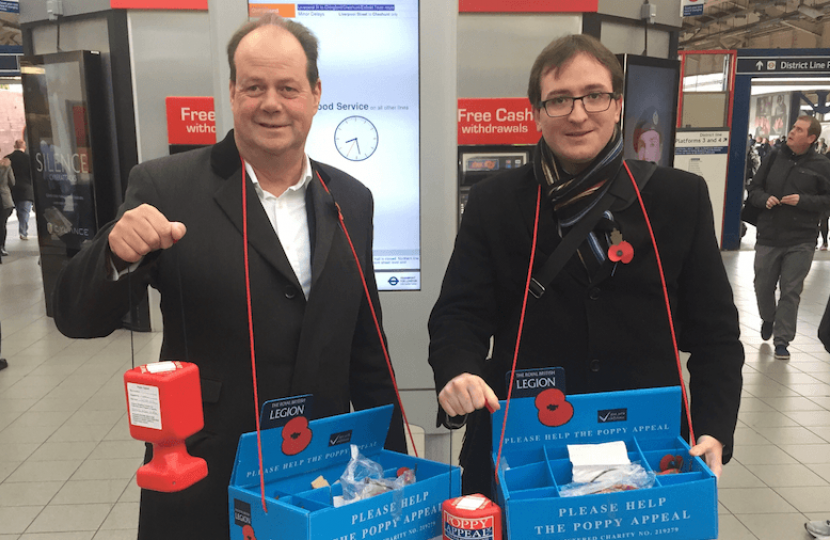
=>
[5,139,34,240]
[747,115,830,360]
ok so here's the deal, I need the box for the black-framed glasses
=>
[539,92,618,118]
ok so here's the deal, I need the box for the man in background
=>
[756,135,770,161]
[5,139,33,241]
[747,115,830,359]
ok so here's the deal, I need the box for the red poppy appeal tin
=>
[442,494,502,540]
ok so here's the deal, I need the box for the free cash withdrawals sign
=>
[165,97,216,146]
[458,98,538,145]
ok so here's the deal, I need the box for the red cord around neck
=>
[314,171,418,459]
[622,161,695,446]
[494,184,542,484]
[240,160,268,513]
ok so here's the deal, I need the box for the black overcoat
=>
[429,160,744,496]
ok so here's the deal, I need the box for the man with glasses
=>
[428,34,743,498]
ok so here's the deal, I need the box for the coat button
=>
[590,359,601,372]
[589,288,600,300]
[284,286,298,299]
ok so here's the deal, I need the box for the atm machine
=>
[458,144,532,223]
[456,97,538,223]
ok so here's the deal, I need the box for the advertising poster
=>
[0,0,21,46]
[622,57,680,168]
[750,92,791,142]
[21,51,119,315]
[22,58,99,256]
[250,0,421,290]
[674,129,730,246]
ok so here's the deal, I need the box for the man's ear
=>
[312,78,322,106]
[532,107,543,132]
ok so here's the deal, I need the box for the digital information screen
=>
[249,1,421,290]
[621,57,679,169]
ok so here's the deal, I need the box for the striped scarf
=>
[532,131,624,274]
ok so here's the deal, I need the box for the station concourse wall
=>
[18,0,684,458]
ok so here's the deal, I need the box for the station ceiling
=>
[679,0,830,51]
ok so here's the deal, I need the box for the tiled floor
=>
[1,215,830,539]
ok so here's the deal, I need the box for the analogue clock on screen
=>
[334,116,379,161]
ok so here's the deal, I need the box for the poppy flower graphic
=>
[282,416,312,456]
[534,388,574,427]
[607,241,634,264]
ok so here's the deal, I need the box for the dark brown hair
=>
[527,34,623,108]
[227,13,319,86]
[797,115,822,142]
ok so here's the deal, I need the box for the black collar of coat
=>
[210,129,242,179]
[605,159,657,213]
[782,142,817,161]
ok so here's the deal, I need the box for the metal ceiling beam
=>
[781,19,822,37]
[681,0,792,33]
[681,1,830,48]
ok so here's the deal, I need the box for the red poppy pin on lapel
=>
[607,229,633,264]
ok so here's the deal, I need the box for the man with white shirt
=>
[51,14,405,540]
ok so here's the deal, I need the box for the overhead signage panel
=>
[0,0,18,14]
[680,0,704,17]
[736,56,830,75]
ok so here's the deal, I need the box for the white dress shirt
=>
[245,157,313,299]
